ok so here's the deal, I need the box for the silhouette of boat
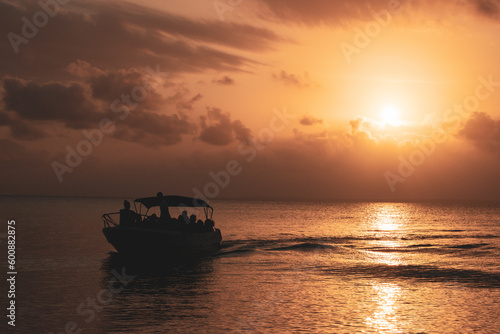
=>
[102,195,222,258]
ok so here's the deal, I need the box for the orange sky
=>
[1,0,500,200]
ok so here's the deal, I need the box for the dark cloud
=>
[199,107,251,145]
[2,77,101,129]
[114,112,195,146]
[68,60,151,102]
[475,0,500,18]
[0,0,282,80]
[460,112,500,151]
[257,0,405,25]
[0,111,46,140]
[110,2,283,51]
[68,60,203,113]
[0,63,203,146]
[67,60,167,111]
[0,111,10,125]
[256,0,499,25]
[8,119,46,141]
[300,115,323,126]
[165,89,203,112]
[212,76,235,85]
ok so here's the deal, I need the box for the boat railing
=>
[102,212,120,228]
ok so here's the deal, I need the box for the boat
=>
[102,195,222,258]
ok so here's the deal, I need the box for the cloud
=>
[349,118,363,135]
[255,0,500,25]
[112,112,195,146]
[348,117,377,136]
[212,76,235,85]
[199,107,251,145]
[2,77,101,129]
[8,119,46,141]
[0,0,282,81]
[165,89,203,112]
[0,62,202,146]
[0,111,46,140]
[272,71,312,88]
[459,112,500,151]
[67,60,161,104]
[257,0,404,25]
[474,0,500,18]
[299,115,323,126]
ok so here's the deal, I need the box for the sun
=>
[380,104,402,127]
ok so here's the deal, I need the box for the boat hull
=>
[102,226,222,257]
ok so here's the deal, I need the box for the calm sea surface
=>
[1,197,500,333]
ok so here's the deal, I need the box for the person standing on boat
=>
[157,192,171,222]
[160,199,171,220]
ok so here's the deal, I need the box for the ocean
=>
[1,196,499,333]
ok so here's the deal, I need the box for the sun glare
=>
[380,104,402,127]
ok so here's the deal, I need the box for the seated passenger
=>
[187,214,196,231]
[189,214,197,225]
[178,211,189,225]
[196,219,204,232]
[205,219,214,231]
[176,217,187,231]
[119,200,139,226]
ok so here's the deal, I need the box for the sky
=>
[1,0,500,200]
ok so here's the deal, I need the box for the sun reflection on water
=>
[373,203,406,231]
[365,282,403,333]
[364,203,411,265]
[362,204,412,332]
[369,249,406,266]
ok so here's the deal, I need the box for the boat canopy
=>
[134,195,211,209]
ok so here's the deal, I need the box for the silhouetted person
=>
[205,219,214,231]
[149,213,158,224]
[160,199,171,221]
[196,219,204,232]
[178,211,189,225]
[190,214,196,224]
[120,200,139,226]
[156,192,171,222]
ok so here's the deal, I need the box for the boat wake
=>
[218,233,498,254]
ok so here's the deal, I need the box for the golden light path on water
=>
[374,203,405,231]
[365,203,410,266]
[365,282,404,333]
[364,203,409,332]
